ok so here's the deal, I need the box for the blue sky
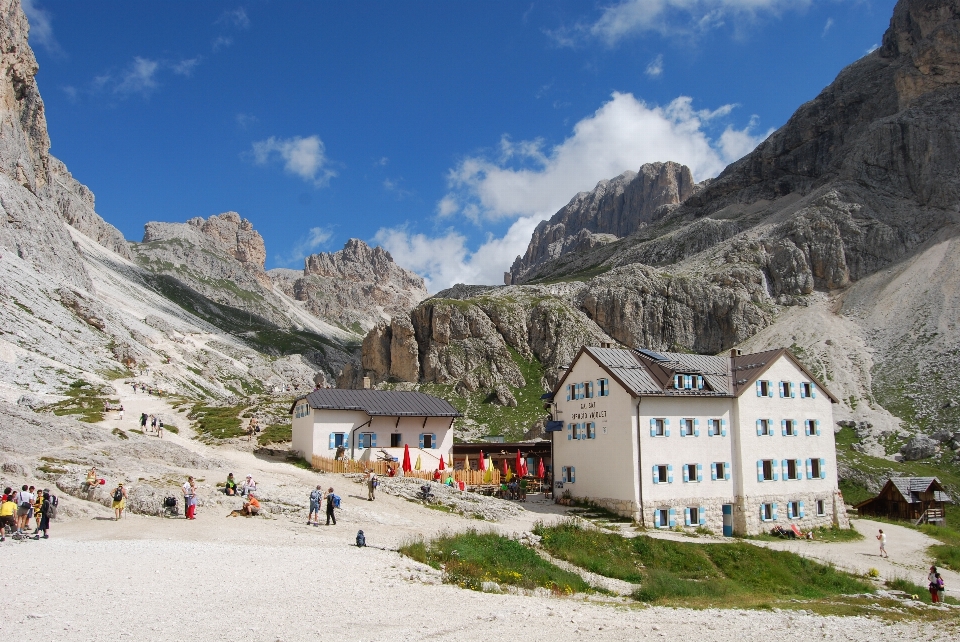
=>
[26,0,897,291]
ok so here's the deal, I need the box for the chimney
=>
[362,376,371,390]
[730,349,741,358]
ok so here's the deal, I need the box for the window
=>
[561,466,576,483]
[757,380,772,397]
[785,459,799,480]
[782,419,797,436]
[756,419,772,436]
[358,432,376,449]
[683,463,701,483]
[758,459,777,482]
[585,422,596,439]
[779,381,795,398]
[804,419,820,436]
[655,508,671,529]
[712,462,730,481]
[816,500,826,516]
[652,464,672,484]
[295,403,311,418]
[760,502,778,522]
[598,378,610,396]
[685,506,705,527]
[787,501,804,519]
[707,418,726,436]
[809,458,824,479]
[330,432,346,449]
[421,433,434,449]
[650,418,667,437]
[390,433,402,448]
[680,418,696,437]
[584,381,594,398]
[800,382,816,398]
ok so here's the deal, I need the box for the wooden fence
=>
[311,455,500,485]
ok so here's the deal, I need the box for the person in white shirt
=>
[240,475,257,497]
[183,477,196,519]
[876,529,888,558]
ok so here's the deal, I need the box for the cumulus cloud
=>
[275,226,333,267]
[556,0,809,46]
[216,8,250,29]
[645,54,664,78]
[115,57,160,95]
[252,135,337,187]
[22,0,61,55]
[212,36,233,52]
[172,57,201,76]
[380,91,771,292]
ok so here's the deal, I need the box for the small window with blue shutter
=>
[650,418,666,437]
[598,378,609,396]
[682,463,697,483]
[759,459,774,481]
[668,508,677,528]
[667,464,674,483]
[680,418,694,437]
[810,458,822,479]
[656,508,669,528]
[567,423,574,441]
[587,422,596,439]
[566,384,572,401]
[418,433,424,449]
[800,381,816,398]
[584,381,594,398]
[710,462,717,481]
[761,503,775,522]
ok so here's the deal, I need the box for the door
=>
[722,503,733,537]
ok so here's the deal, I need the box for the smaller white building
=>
[290,389,460,466]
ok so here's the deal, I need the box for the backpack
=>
[372,478,379,489]
[113,488,124,502]
[356,530,366,547]
[333,494,341,509]
[50,494,58,507]
[310,489,321,503]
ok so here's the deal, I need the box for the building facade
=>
[291,389,459,466]
[549,346,848,535]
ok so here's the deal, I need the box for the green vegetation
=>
[399,530,590,594]
[112,427,129,440]
[257,423,292,445]
[188,402,247,439]
[534,520,869,606]
[44,380,115,423]
[919,522,960,572]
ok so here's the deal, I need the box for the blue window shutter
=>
[768,418,774,437]
[668,508,676,528]
[684,508,691,527]
[667,464,673,484]
[680,419,686,438]
[699,507,706,526]
[756,380,762,397]
[811,384,817,399]
[696,463,703,482]
[779,381,785,398]
[805,458,812,479]
[653,465,659,484]
[711,463,717,481]
[721,418,727,436]
[793,421,799,437]
[431,433,437,449]
[781,420,786,436]
[566,384,571,401]
[358,434,365,450]
[756,419,762,436]
[418,433,424,449]
[781,459,788,480]
[371,433,377,448]
[570,467,576,483]
[724,464,731,481]
[580,423,586,440]
[760,505,766,522]
[819,458,826,479]
[799,501,805,518]
[805,420,810,436]
[772,503,779,521]
[649,418,656,437]
[795,459,802,481]
[590,422,596,439]
[698,376,704,389]
[815,420,821,436]
[757,460,764,482]
[772,460,779,481]
[682,465,689,483]
[329,433,335,449]
[665,418,670,437]
[790,382,796,398]
[694,418,700,437]
[567,423,573,441]
[653,510,661,528]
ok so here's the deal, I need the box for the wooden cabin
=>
[855,477,951,525]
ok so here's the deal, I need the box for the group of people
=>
[130,382,164,396]
[307,485,339,526]
[221,473,260,516]
[0,484,55,540]
[499,479,527,501]
[929,565,947,603]
[139,412,165,438]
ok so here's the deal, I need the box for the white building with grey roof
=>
[290,389,460,467]
[549,346,849,535]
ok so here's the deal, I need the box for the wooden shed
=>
[855,477,951,525]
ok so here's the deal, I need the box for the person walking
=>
[140,413,148,433]
[367,470,377,501]
[325,487,337,526]
[308,485,322,525]
[118,405,124,421]
[929,565,940,603]
[183,477,197,520]
[157,418,164,439]
[150,415,157,433]
[876,529,888,558]
[33,490,51,539]
[112,483,127,520]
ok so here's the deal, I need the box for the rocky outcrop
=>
[273,239,427,332]
[188,211,267,271]
[900,434,938,460]
[507,162,698,284]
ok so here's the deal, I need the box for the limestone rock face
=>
[275,239,427,332]
[189,211,267,270]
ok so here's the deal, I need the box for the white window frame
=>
[761,459,774,481]
[811,458,822,479]
[390,433,402,448]
[681,418,694,437]
[759,419,771,436]
[422,433,434,449]
[816,499,826,516]
[654,418,666,437]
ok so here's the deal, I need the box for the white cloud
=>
[865,43,879,54]
[386,91,771,291]
[822,17,834,37]
[212,36,233,52]
[252,135,337,187]
[645,54,664,78]
[235,112,258,129]
[115,57,160,95]
[275,226,333,267]
[172,57,201,76]
[558,0,810,46]
[376,156,389,166]
[22,0,61,55]
[216,8,250,29]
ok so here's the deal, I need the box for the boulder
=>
[900,435,938,461]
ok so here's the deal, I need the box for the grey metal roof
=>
[298,389,460,417]
[583,347,732,397]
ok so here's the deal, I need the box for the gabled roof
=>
[889,477,952,504]
[292,389,460,417]
[553,344,838,402]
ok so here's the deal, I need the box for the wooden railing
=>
[915,508,945,526]
[311,455,501,485]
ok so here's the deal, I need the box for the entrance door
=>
[722,504,733,537]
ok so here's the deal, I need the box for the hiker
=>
[241,494,260,516]
[33,490,51,539]
[33,490,43,530]
[112,483,127,520]
[16,485,33,531]
[876,529,888,558]
[240,475,257,497]
[325,487,337,525]
[151,415,157,433]
[140,413,148,432]
[929,565,940,603]
[308,485,322,525]
[519,478,528,501]
[0,488,17,540]
[224,473,238,496]
[118,405,124,421]
[183,477,197,520]
[157,418,164,439]
[935,573,945,603]
[85,467,98,490]
[366,470,377,501]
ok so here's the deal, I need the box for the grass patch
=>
[286,456,312,470]
[165,424,179,434]
[399,530,590,594]
[534,520,870,606]
[257,423,292,446]
[189,403,247,439]
[112,427,129,440]
[44,380,114,423]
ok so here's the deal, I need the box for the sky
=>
[26,0,897,292]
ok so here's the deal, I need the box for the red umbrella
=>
[521,458,529,477]
[478,450,485,471]
[502,457,509,476]
[402,444,412,473]
[537,458,545,479]
[516,450,523,477]
[438,453,446,471]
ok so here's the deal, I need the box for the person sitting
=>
[386,465,396,477]
[433,469,442,482]
[444,475,455,487]
[242,494,260,516]
[84,467,98,490]
[224,473,238,496]
[240,475,257,497]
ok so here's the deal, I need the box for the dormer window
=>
[673,375,705,390]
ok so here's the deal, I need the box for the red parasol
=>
[537,458,545,479]
[402,444,412,473]
[438,453,446,471]
[521,458,529,477]
[516,450,523,477]
[478,450,485,471]
[502,457,509,476]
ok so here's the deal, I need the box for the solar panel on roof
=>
[636,348,668,361]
